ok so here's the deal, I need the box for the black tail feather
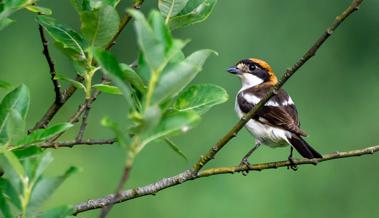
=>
[288,136,322,159]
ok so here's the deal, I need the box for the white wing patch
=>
[243,93,294,107]
[242,93,280,107]
[282,97,294,106]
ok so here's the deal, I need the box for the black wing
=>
[237,89,307,136]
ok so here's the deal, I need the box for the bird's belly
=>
[235,100,290,148]
[245,119,289,147]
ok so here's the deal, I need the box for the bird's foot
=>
[239,158,251,176]
[287,157,298,171]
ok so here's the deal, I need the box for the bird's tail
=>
[288,135,322,159]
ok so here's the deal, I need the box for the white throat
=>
[238,73,263,90]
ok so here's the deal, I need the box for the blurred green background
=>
[1,0,379,217]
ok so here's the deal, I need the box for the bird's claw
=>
[239,158,251,176]
[287,157,298,171]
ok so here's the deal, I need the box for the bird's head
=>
[227,58,278,88]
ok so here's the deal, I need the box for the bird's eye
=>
[249,64,256,71]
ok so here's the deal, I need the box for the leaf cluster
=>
[0,0,225,216]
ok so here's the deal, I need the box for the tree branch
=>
[75,99,92,141]
[47,89,101,143]
[74,144,379,214]
[105,0,144,50]
[192,0,363,173]
[28,76,82,132]
[71,0,364,215]
[99,158,133,217]
[29,0,145,133]
[38,24,63,104]
[198,145,378,177]
[39,138,116,148]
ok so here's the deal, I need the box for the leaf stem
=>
[144,69,159,109]
[21,181,32,216]
[165,1,175,24]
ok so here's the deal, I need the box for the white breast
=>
[235,92,292,148]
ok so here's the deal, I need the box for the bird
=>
[227,58,322,172]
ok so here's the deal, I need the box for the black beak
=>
[227,66,241,75]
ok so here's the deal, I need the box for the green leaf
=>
[0,177,21,210]
[132,105,162,136]
[164,138,188,160]
[148,10,173,50]
[80,4,120,48]
[40,205,75,218]
[29,166,78,211]
[169,0,217,30]
[152,49,216,104]
[120,63,145,94]
[6,109,25,145]
[0,0,28,29]
[158,0,189,18]
[70,0,82,12]
[0,156,21,194]
[101,116,127,148]
[174,84,228,114]
[129,10,165,72]
[93,84,122,95]
[0,18,13,31]
[13,146,42,159]
[36,16,87,61]
[0,193,13,218]
[16,123,73,146]
[25,5,52,15]
[3,150,25,178]
[93,49,133,106]
[34,152,54,180]
[0,84,29,145]
[103,0,120,7]
[0,80,12,89]
[139,110,200,151]
[70,0,91,13]
[54,73,86,90]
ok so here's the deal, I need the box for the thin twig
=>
[99,160,133,217]
[73,144,379,214]
[191,0,363,173]
[47,90,101,143]
[105,0,145,50]
[29,0,145,133]
[38,24,63,104]
[99,145,137,217]
[28,76,83,132]
[40,138,116,148]
[76,99,92,141]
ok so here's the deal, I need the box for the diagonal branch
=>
[38,24,63,104]
[46,89,101,143]
[73,144,379,214]
[192,0,363,173]
[28,76,83,132]
[71,0,364,215]
[40,138,116,148]
[75,99,93,141]
[105,0,145,50]
[99,154,134,217]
